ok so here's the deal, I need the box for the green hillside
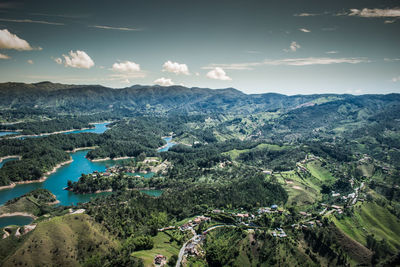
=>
[1,214,118,266]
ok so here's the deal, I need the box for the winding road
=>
[175,225,235,267]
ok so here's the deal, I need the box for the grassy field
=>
[306,161,335,183]
[278,171,321,208]
[0,196,42,216]
[131,231,180,266]
[332,202,400,252]
[223,143,289,160]
[1,213,118,266]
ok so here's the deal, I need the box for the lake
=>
[0,131,19,137]
[0,126,173,226]
[0,216,34,228]
[17,122,110,139]
[158,136,175,152]
[0,157,20,169]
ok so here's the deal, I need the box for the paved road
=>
[175,225,235,267]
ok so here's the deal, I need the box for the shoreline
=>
[4,121,112,139]
[89,156,135,162]
[9,127,93,139]
[89,121,113,125]
[66,187,157,194]
[0,212,38,220]
[0,158,73,191]
[66,146,99,153]
[0,155,22,162]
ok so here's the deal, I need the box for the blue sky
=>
[0,0,399,94]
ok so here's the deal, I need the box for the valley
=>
[0,82,399,266]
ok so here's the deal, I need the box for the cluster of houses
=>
[271,227,287,238]
[179,215,211,232]
[185,235,205,256]
[331,181,365,207]
[257,204,284,215]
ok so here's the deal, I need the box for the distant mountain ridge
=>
[0,82,399,114]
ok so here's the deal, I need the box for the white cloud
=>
[206,67,232,81]
[294,13,319,17]
[0,53,10,59]
[347,8,400,18]
[392,76,400,82]
[284,41,300,52]
[290,41,300,52]
[112,61,141,73]
[56,50,94,69]
[384,58,400,62]
[27,59,33,64]
[154,77,174,86]
[384,19,397,24]
[90,25,140,31]
[0,18,64,25]
[162,60,190,75]
[0,29,32,50]
[299,28,311,33]
[203,57,369,70]
[326,51,339,54]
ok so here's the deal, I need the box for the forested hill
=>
[0,82,399,114]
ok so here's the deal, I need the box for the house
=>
[154,254,166,265]
[307,221,315,227]
[236,213,249,219]
[279,232,287,238]
[258,207,271,214]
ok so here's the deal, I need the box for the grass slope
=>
[0,189,57,216]
[1,213,118,267]
[332,202,400,252]
[131,231,180,267]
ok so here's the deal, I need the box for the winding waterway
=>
[0,131,18,137]
[0,125,174,226]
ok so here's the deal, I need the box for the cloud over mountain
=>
[55,50,94,69]
[154,77,174,86]
[0,29,32,50]
[162,61,190,75]
[206,67,232,81]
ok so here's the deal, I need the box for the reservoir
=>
[0,131,18,137]
[0,216,34,228]
[0,126,174,206]
[0,125,174,226]
[0,157,20,168]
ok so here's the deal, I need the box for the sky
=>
[0,0,399,95]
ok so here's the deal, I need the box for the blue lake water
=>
[140,189,163,197]
[0,216,34,228]
[0,150,115,206]
[0,157,20,169]
[17,122,110,139]
[0,129,173,227]
[158,136,175,152]
[0,132,18,137]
